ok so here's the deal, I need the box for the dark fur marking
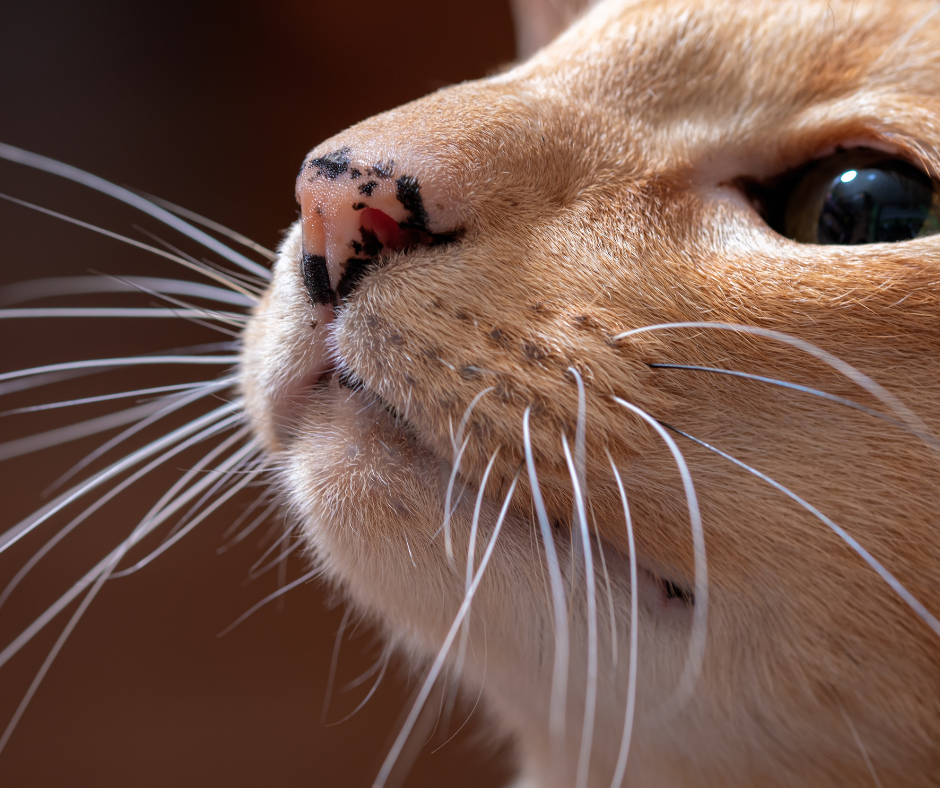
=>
[308,147,351,179]
[522,342,546,361]
[358,227,383,258]
[494,379,514,402]
[346,229,382,266]
[662,579,695,605]
[395,175,429,231]
[358,180,379,196]
[350,168,362,179]
[371,161,393,178]
[337,368,364,391]
[336,257,379,300]
[301,253,335,306]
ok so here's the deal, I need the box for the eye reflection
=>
[781,151,940,245]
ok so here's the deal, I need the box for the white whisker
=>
[0,400,240,555]
[0,308,246,321]
[216,567,322,638]
[440,435,471,562]
[0,399,172,462]
[618,322,939,452]
[567,367,598,788]
[0,355,237,386]
[342,654,388,693]
[430,624,488,753]
[138,192,277,261]
[0,142,270,280]
[324,655,391,727]
[445,449,500,737]
[607,452,639,788]
[0,369,94,397]
[161,442,263,541]
[321,606,354,724]
[591,503,618,669]
[0,421,249,672]
[665,423,940,639]
[839,703,884,788]
[612,397,707,719]
[0,381,214,416]
[441,386,494,561]
[47,378,236,492]
[134,225,265,299]
[648,363,908,432]
[562,431,597,788]
[0,192,262,299]
[465,451,501,595]
[0,275,256,308]
[523,407,570,752]
[0,437,260,748]
[112,445,265,576]
[105,273,251,328]
[0,506,148,757]
[218,498,280,551]
[248,531,302,580]
[0,416,245,609]
[373,471,519,788]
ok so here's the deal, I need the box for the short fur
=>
[242,1,940,785]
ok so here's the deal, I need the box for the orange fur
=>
[243,1,940,784]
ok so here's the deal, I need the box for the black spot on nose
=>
[358,180,378,196]
[395,175,429,231]
[301,253,335,306]
[337,257,379,301]
[307,147,351,180]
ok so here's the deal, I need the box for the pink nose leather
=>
[295,146,459,306]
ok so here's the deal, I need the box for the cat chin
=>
[274,382,719,784]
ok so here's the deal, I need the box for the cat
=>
[5,0,940,785]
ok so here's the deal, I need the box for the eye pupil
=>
[761,149,940,246]
[816,162,934,244]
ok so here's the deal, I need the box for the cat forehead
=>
[505,0,940,175]
[300,0,940,214]
[550,0,938,83]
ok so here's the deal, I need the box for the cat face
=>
[243,0,940,784]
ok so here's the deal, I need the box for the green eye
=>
[767,150,940,245]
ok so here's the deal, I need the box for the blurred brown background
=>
[0,1,516,785]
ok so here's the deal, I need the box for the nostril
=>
[360,207,406,252]
[336,208,444,301]
[335,208,407,301]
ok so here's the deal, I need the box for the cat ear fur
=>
[510,0,595,58]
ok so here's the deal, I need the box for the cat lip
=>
[268,350,402,448]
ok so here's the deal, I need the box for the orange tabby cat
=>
[242,0,940,785]
[4,0,940,785]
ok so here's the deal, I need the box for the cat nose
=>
[295,145,460,306]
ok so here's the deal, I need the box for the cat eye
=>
[755,149,940,245]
